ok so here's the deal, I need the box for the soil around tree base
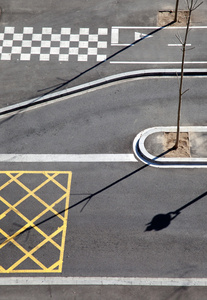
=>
[163,132,191,157]
[157,10,189,27]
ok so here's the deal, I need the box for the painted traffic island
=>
[133,126,207,168]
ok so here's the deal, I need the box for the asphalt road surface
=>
[0,77,206,287]
[0,1,207,299]
[0,0,207,107]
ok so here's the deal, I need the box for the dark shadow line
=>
[0,162,148,244]
[2,164,147,244]
[80,196,92,213]
[71,148,173,212]
[0,164,146,245]
[36,21,175,99]
[174,191,207,214]
[26,163,148,232]
[0,112,19,126]
[0,21,175,122]
[145,190,207,231]
[2,147,174,244]
[71,164,148,210]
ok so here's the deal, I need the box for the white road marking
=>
[0,27,108,62]
[110,61,207,64]
[134,32,152,40]
[111,44,134,46]
[111,26,206,47]
[0,277,207,286]
[168,43,192,46]
[111,28,119,44]
[111,27,153,46]
[0,154,137,162]
[111,26,207,29]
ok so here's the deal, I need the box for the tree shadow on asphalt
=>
[37,20,175,98]
[0,163,147,245]
[0,19,176,129]
[0,147,175,244]
[0,148,206,246]
[145,190,207,231]
[0,19,175,122]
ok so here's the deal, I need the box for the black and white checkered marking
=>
[0,27,108,61]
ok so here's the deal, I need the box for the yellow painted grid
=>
[0,171,72,273]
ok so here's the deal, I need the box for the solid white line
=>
[110,61,207,64]
[168,44,191,46]
[0,154,137,162]
[0,277,207,286]
[111,26,207,29]
[111,44,133,46]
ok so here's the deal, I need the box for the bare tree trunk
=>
[174,0,179,22]
[174,0,202,149]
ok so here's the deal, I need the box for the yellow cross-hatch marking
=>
[0,171,72,273]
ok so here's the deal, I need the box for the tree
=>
[174,0,180,22]
[174,0,203,149]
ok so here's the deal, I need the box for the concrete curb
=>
[133,126,207,168]
[1,68,207,115]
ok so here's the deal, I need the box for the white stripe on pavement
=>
[168,44,191,46]
[110,61,207,64]
[111,28,119,44]
[111,26,207,29]
[0,154,137,162]
[0,277,207,286]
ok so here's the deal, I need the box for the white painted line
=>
[111,44,133,46]
[168,44,191,47]
[110,61,207,64]
[111,28,119,44]
[0,277,207,286]
[0,154,137,163]
[111,26,207,29]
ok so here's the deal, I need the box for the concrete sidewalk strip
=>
[133,126,207,168]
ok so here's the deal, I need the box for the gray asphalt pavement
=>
[0,77,206,276]
[1,285,207,300]
[0,1,207,298]
[0,77,206,155]
[0,76,207,298]
[0,0,207,107]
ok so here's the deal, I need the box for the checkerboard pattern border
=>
[0,27,108,61]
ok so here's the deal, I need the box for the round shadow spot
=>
[145,213,172,231]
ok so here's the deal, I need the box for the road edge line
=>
[0,277,207,286]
